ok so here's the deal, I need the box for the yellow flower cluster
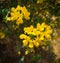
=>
[6,5,30,25]
[19,22,52,49]
[0,32,5,39]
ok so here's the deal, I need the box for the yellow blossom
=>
[25,50,29,55]
[20,22,52,49]
[16,18,23,25]
[18,51,21,55]
[23,40,28,46]
[46,26,52,34]
[24,25,34,34]
[6,17,11,21]
[25,36,30,41]
[33,40,39,47]
[37,0,43,4]
[22,6,30,20]
[6,5,30,25]
[0,32,5,39]
[29,25,34,31]
[32,28,37,35]
[40,35,44,40]
[16,5,22,11]
[44,32,51,39]
[37,23,41,30]
[29,42,34,48]
[24,27,31,34]
[19,34,27,39]
[40,22,46,31]
[11,7,16,12]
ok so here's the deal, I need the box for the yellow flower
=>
[46,26,52,34]
[18,51,21,55]
[10,11,20,19]
[6,17,11,21]
[0,32,5,39]
[24,25,34,35]
[23,40,28,46]
[16,5,22,11]
[28,40,34,48]
[10,17,16,21]
[22,6,30,20]
[25,50,29,55]
[6,5,30,25]
[29,25,34,32]
[44,32,51,39]
[37,23,41,30]
[20,22,52,49]
[37,0,43,4]
[24,27,30,34]
[46,34,51,39]
[37,22,46,31]
[40,36,44,41]
[19,34,27,39]
[16,18,23,25]
[11,7,16,12]
[33,40,39,47]
[32,28,37,35]
[40,22,46,31]
[25,36,30,41]
[29,42,34,48]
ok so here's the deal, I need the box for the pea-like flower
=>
[19,22,52,49]
[6,5,30,25]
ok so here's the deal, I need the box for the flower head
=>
[6,5,30,25]
[19,22,52,49]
